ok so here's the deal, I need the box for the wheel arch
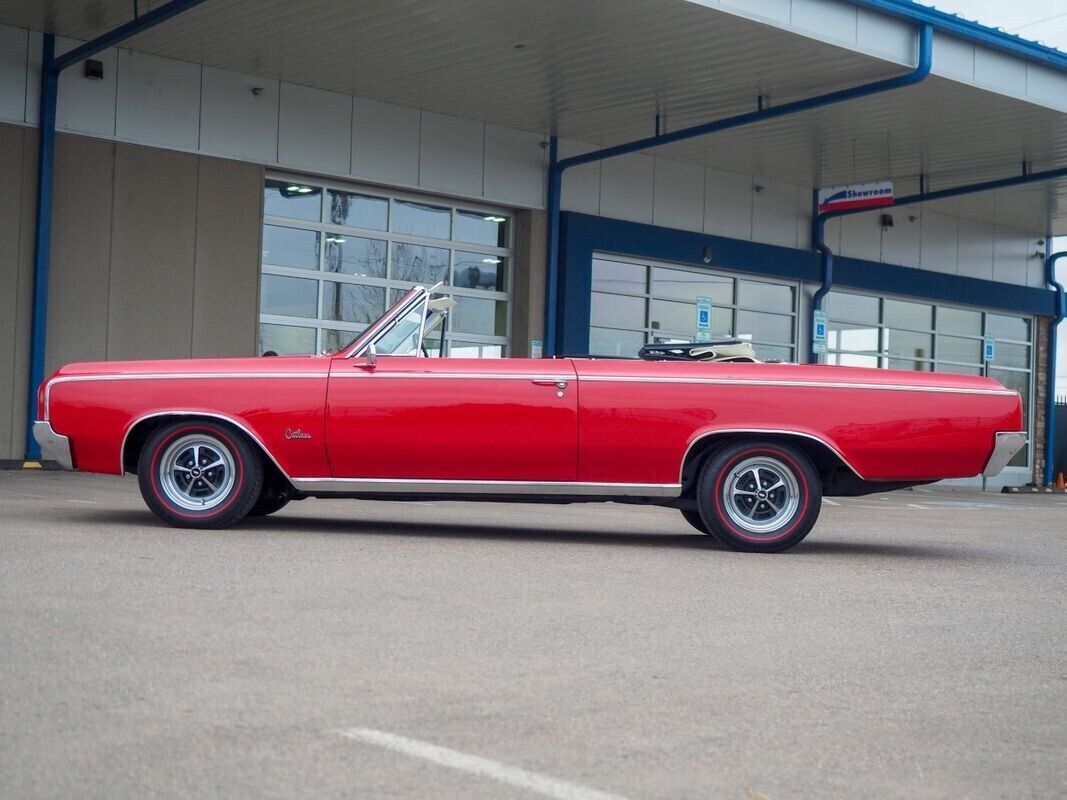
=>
[121,411,293,491]
[679,429,863,496]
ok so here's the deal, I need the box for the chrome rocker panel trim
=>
[32,421,74,471]
[291,478,682,497]
[982,431,1027,477]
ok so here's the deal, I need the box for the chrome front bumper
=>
[983,431,1027,477]
[32,421,74,470]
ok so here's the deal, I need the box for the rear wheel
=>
[137,420,262,529]
[679,507,713,535]
[696,440,821,553]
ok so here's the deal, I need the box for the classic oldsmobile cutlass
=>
[34,285,1025,552]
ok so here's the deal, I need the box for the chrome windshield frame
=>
[341,285,429,359]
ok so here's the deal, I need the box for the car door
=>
[325,355,578,482]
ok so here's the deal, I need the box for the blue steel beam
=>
[543,23,933,354]
[24,0,209,460]
[809,165,1067,364]
[1045,250,1066,485]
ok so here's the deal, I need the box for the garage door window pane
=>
[264,180,321,221]
[937,335,981,364]
[322,282,386,324]
[649,299,697,335]
[989,368,1029,466]
[754,343,793,362]
[986,314,1030,342]
[653,267,732,304]
[321,328,361,354]
[324,235,387,278]
[262,225,320,269]
[591,292,645,329]
[392,243,450,284]
[392,199,451,239]
[449,341,504,358]
[590,327,646,357]
[828,292,878,324]
[261,275,318,317]
[455,252,506,292]
[450,296,507,336]
[328,190,388,231]
[736,310,793,345]
[885,329,932,360]
[455,210,508,247]
[737,280,793,311]
[991,342,1030,369]
[884,299,933,330]
[259,323,315,355]
[938,307,981,336]
[592,259,646,295]
[829,323,880,353]
[888,358,932,372]
[828,352,879,368]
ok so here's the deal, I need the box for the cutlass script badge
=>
[284,428,312,441]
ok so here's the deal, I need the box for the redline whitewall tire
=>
[137,420,263,529]
[696,440,821,553]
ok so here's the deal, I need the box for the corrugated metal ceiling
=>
[1,0,1064,230]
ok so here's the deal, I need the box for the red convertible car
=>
[34,285,1024,552]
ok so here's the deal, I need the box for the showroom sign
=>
[817,181,894,213]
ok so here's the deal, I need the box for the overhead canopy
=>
[1,0,1065,232]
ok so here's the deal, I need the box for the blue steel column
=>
[1045,250,1066,485]
[544,24,932,356]
[24,34,57,460]
[544,136,561,355]
[22,0,209,460]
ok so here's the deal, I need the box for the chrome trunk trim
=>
[32,421,74,470]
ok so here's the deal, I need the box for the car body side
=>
[38,353,1023,497]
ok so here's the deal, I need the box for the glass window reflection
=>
[264,179,321,221]
[260,275,317,318]
[454,210,508,247]
[454,252,506,292]
[262,225,320,270]
[392,199,451,239]
[328,190,388,230]
[322,282,386,325]
[392,242,450,284]
[324,235,387,278]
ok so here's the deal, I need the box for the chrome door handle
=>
[532,379,568,389]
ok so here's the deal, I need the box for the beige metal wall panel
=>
[483,124,546,210]
[956,218,995,281]
[278,82,351,176]
[559,139,601,216]
[56,37,117,137]
[880,206,922,266]
[45,134,115,377]
[351,97,420,187]
[108,145,198,360]
[116,50,201,150]
[0,124,28,458]
[752,177,799,248]
[653,158,705,233]
[0,25,27,124]
[191,156,263,357]
[419,111,484,198]
[920,211,959,274]
[600,153,654,224]
[992,228,1031,286]
[510,210,547,356]
[199,67,279,164]
[704,167,753,240]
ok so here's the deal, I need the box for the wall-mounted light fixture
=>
[880,213,895,229]
[701,245,713,264]
[84,59,104,80]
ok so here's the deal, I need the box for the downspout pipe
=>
[1045,250,1066,486]
[24,0,209,460]
[809,165,1067,364]
[543,23,933,355]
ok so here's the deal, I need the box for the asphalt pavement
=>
[1,471,1065,799]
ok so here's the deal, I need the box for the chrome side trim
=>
[290,478,682,497]
[32,421,74,470]
[119,410,296,480]
[581,375,1017,396]
[679,428,865,482]
[982,431,1027,477]
[43,373,325,421]
[330,372,574,381]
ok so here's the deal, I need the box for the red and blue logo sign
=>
[817,181,894,214]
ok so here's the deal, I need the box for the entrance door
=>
[325,356,578,482]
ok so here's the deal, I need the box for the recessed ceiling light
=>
[297,186,313,194]
[286,185,301,192]
[483,215,507,223]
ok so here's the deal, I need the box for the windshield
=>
[339,285,452,358]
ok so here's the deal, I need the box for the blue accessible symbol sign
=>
[696,296,712,332]
[983,335,995,362]
[812,310,828,355]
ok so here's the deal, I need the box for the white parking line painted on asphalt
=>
[822,498,840,506]
[64,498,99,505]
[336,728,631,800]
[906,503,928,510]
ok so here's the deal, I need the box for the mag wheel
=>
[138,420,263,529]
[697,440,821,553]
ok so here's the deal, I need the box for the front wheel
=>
[138,420,263,529]
[696,440,821,553]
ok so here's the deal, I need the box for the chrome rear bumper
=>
[32,421,74,471]
[983,431,1027,477]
